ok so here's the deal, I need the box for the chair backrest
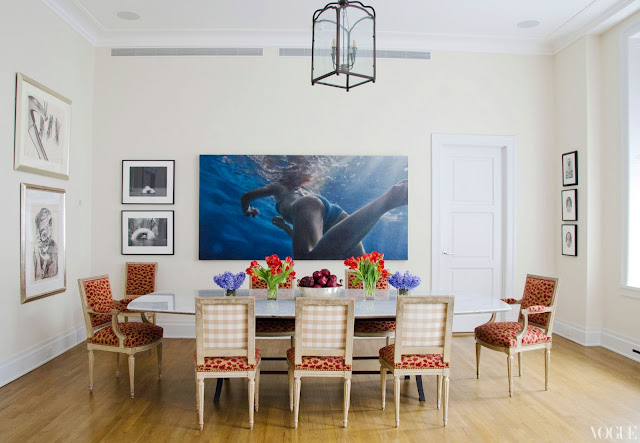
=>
[78,275,115,337]
[394,295,455,364]
[125,262,158,297]
[249,274,294,289]
[344,271,389,289]
[195,297,256,366]
[294,297,355,366]
[519,274,559,334]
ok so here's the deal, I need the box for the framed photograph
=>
[122,160,175,204]
[198,155,408,260]
[562,224,577,256]
[21,183,66,303]
[562,151,578,186]
[562,189,578,221]
[14,73,71,180]
[122,210,174,255]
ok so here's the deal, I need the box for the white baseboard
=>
[554,320,640,363]
[0,324,85,388]
[157,319,195,338]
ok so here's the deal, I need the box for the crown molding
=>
[42,0,640,56]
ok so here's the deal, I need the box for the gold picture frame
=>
[14,73,71,179]
[21,183,66,303]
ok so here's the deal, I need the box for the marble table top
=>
[127,288,511,318]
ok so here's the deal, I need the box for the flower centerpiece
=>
[344,251,390,298]
[213,271,246,296]
[387,271,421,295]
[246,254,296,299]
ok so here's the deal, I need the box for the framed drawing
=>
[198,155,409,260]
[562,224,577,256]
[21,183,66,303]
[122,160,175,204]
[122,210,174,255]
[14,73,71,179]
[562,151,578,186]
[561,189,578,221]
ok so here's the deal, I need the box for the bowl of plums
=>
[297,269,343,297]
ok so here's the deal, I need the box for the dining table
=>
[128,288,511,402]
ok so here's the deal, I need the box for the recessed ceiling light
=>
[117,11,140,21]
[517,20,540,29]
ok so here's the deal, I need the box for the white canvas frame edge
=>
[562,150,578,187]
[21,183,67,303]
[561,189,578,221]
[122,160,175,204]
[561,224,577,256]
[14,73,71,180]
[121,210,175,255]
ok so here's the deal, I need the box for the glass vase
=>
[267,283,278,300]
[226,289,237,297]
[398,288,410,296]
[363,279,376,298]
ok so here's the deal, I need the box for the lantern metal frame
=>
[311,0,376,91]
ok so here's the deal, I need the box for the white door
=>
[431,134,515,332]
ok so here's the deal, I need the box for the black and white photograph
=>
[122,160,175,204]
[562,224,577,256]
[562,189,578,221]
[562,150,578,186]
[122,210,174,255]
[14,73,72,180]
[21,183,66,303]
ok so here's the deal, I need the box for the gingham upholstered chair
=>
[115,262,158,323]
[346,271,395,345]
[78,275,163,398]
[379,295,454,427]
[475,274,559,397]
[288,297,355,429]
[250,277,295,347]
[195,297,261,431]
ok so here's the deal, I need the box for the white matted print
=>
[561,189,577,221]
[562,151,578,186]
[122,210,174,255]
[21,183,66,303]
[562,224,577,256]
[14,73,71,179]
[122,160,175,204]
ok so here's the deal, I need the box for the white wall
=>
[0,0,94,379]
[600,11,640,342]
[92,48,556,329]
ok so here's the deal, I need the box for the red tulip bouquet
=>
[246,254,296,299]
[344,251,390,298]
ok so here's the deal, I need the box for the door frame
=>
[431,134,516,304]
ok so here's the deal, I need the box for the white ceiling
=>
[43,0,640,54]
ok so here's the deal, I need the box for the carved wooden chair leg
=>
[507,354,513,397]
[476,343,481,378]
[88,350,94,392]
[380,367,386,410]
[518,352,523,377]
[128,355,135,398]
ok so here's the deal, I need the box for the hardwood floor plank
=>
[0,336,639,442]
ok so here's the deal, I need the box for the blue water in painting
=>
[199,155,408,260]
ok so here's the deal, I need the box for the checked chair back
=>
[195,297,256,366]
[394,296,454,365]
[294,297,355,366]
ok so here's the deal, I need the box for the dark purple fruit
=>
[312,270,323,280]
[321,269,331,276]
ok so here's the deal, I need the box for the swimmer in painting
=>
[240,170,408,260]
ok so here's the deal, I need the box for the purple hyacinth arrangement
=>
[387,271,421,295]
[213,271,246,296]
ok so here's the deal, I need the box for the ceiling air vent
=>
[111,48,264,57]
[279,48,430,60]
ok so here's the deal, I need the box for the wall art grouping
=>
[198,155,409,260]
[14,73,71,180]
[21,183,66,303]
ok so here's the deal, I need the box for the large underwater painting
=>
[199,155,408,260]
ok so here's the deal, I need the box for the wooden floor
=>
[1,335,639,442]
